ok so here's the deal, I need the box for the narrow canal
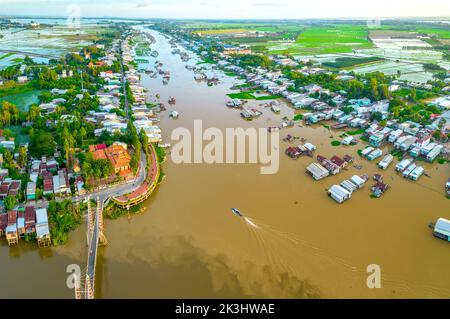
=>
[0,27,449,299]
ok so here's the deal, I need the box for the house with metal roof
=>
[35,208,51,248]
[433,218,450,242]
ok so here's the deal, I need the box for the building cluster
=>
[122,37,163,143]
[89,142,132,178]
[27,157,71,200]
[0,206,51,247]
[364,121,444,162]
[328,175,368,203]
[306,154,352,181]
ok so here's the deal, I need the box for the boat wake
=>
[239,215,450,298]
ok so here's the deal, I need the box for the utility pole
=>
[80,70,84,91]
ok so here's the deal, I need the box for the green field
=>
[415,27,450,39]
[269,25,374,55]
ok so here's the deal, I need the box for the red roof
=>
[7,210,17,225]
[330,155,345,167]
[0,214,7,231]
[25,207,36,225]
[96,144,107,150]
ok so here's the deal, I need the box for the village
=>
[0,26,164,247]
[152,24,449,205]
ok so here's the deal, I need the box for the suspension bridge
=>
[74,196,108,299]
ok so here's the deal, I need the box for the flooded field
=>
[0,20,112,69]
[0,28,449,299]
[0,90,43,111]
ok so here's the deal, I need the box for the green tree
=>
[29,131,55,157]
[18,146,27,167]
[4,195,17,211]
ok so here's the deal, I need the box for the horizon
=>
[1,0,449,20]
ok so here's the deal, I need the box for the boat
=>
[231,208,243,217]
[168,97,176,104]
[446,179,450,197]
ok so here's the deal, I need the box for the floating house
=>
[361,146,374,157]
[402,163,417,178]
[396,158,412,172]
[433,218,450,242]
[340,180,358,193]
[409,166,424,181]
[328,185,352,203]
[378,154,394,170]
[350,175,366,188]
[341,136,354,145]
[303,143,316,152]
[306,163,330,180]
[367,148,383,161]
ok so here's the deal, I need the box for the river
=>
[0,27,449,299]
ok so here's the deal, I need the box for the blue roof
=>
[436,218,450,235]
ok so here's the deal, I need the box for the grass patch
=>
[255,94,281,100]
[0,53,14,60]
[331,140,341,146]
[293,114,304,121]
[322,56,384,69]
[271,24,373,55]
[227,92,280,100]
[347,128,365,135]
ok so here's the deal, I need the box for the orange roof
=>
[104,144,131,169]
[92,149,107,160]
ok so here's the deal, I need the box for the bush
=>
[331,140,341,146]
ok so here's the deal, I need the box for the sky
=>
[0,0,449,20]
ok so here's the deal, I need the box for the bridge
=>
[0,49,60,59]
[74,196,108,299]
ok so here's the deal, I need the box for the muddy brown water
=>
[0,29,449,299]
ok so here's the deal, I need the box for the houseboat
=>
[378,154,393,170]
[431,218,450,242]
[350,175,367,188]
[169,111,179,119]
[306,163,330,180]
[446,179,450,197]
[402,163,417,178]
[271,105,281,113]
[340,180,358,193]
[396,158,412,172]
[328,185,352,203]
[371,182,390,198]
[409,166,424,181]
[367,148,383,161]
[361,146,374,157]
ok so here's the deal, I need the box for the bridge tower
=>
[97,197,108,246]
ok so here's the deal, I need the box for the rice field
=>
[269,25,374,55]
